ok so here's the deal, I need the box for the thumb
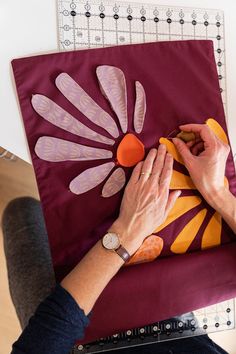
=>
[165,190,181,216]
[172,137,193,165]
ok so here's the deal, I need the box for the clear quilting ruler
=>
[57,0,227,113]
[72,301,235,352]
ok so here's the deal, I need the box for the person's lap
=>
[2,197,55,329]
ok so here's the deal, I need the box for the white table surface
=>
[1,0,236,163]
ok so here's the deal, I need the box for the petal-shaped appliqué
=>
[102,167,126,197]
[35,136,112,162]
[133,81,146,134]
[170,170,196,190]
[56,73,119,138]
[69,162,115,195]
[32,94,114,146]
[96,66,128,133]
[154,196,202,233]
[206,118,228,144]
[117,133,145,167]
[201,212,222,250]
[159,137,184,164]
[125,235,163,266]
[171,208,207,254]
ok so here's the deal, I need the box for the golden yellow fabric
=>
[159,137,184,164]
[201,212,222,250]
[171,208,208,254]
[206,118,228,144]
[145,118,228,258]
[170,170,196,190]
[155,196,202,233]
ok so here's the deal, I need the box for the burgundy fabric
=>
[12,40,236,344]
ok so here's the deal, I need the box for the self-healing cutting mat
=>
[11,39,236,344]
[57,1,227,112]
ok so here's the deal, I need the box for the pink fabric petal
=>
[69,162,115,195]
[96,66,128,134]
[32,95,114,146]
[134,81,146,134]
[55,73,119,138]
[102,167,126,198]
[35,136,112,162]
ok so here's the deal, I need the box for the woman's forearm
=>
[60,236,124,315]
[207,187,236,234]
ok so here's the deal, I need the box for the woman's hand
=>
[172,123,230,206]
[109,145,181,256]
[61,126,236,316]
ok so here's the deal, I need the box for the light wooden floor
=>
[0,151,235,353]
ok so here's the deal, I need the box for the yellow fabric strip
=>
[170,170,196,190]
[201,212,222,250]
[206,118,228,144]
[170,208,207,254]
[159,137,184,165]
[154,195,202,233]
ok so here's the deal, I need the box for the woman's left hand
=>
[109,145,181,256]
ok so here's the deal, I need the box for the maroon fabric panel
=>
[80,241,236,344]
[12,40,236,344]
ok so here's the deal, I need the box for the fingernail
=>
[176,190,182,197]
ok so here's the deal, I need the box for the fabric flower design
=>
[32,65,164,266]
[31,66,229,266]
[155,118,229,254]
[32,66,147,198]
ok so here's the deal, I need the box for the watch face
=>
[102,233,120,250]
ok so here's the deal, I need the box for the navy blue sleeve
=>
[11,284,91,354]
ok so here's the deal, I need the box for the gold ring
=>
[140,171,152,175]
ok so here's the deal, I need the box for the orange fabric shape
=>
[125,235,164,266]
[117,133,145,167]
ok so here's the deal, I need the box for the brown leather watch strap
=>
[115,245,131,262]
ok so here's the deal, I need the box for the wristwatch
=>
[101,232,131,262]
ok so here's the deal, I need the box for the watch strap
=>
[115,245,131,262]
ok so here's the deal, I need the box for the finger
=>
[178,123,215,148]
[172,137,194,165]
[150,144,167,183]
[191,141,204,156]
[164,190,181,216]
[140,148,157,183]
[186,140,196,148]
[186,137,201,148]
[159,153,174,189]
[128,161,144,184]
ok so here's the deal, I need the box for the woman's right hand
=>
[172,123,230,206]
